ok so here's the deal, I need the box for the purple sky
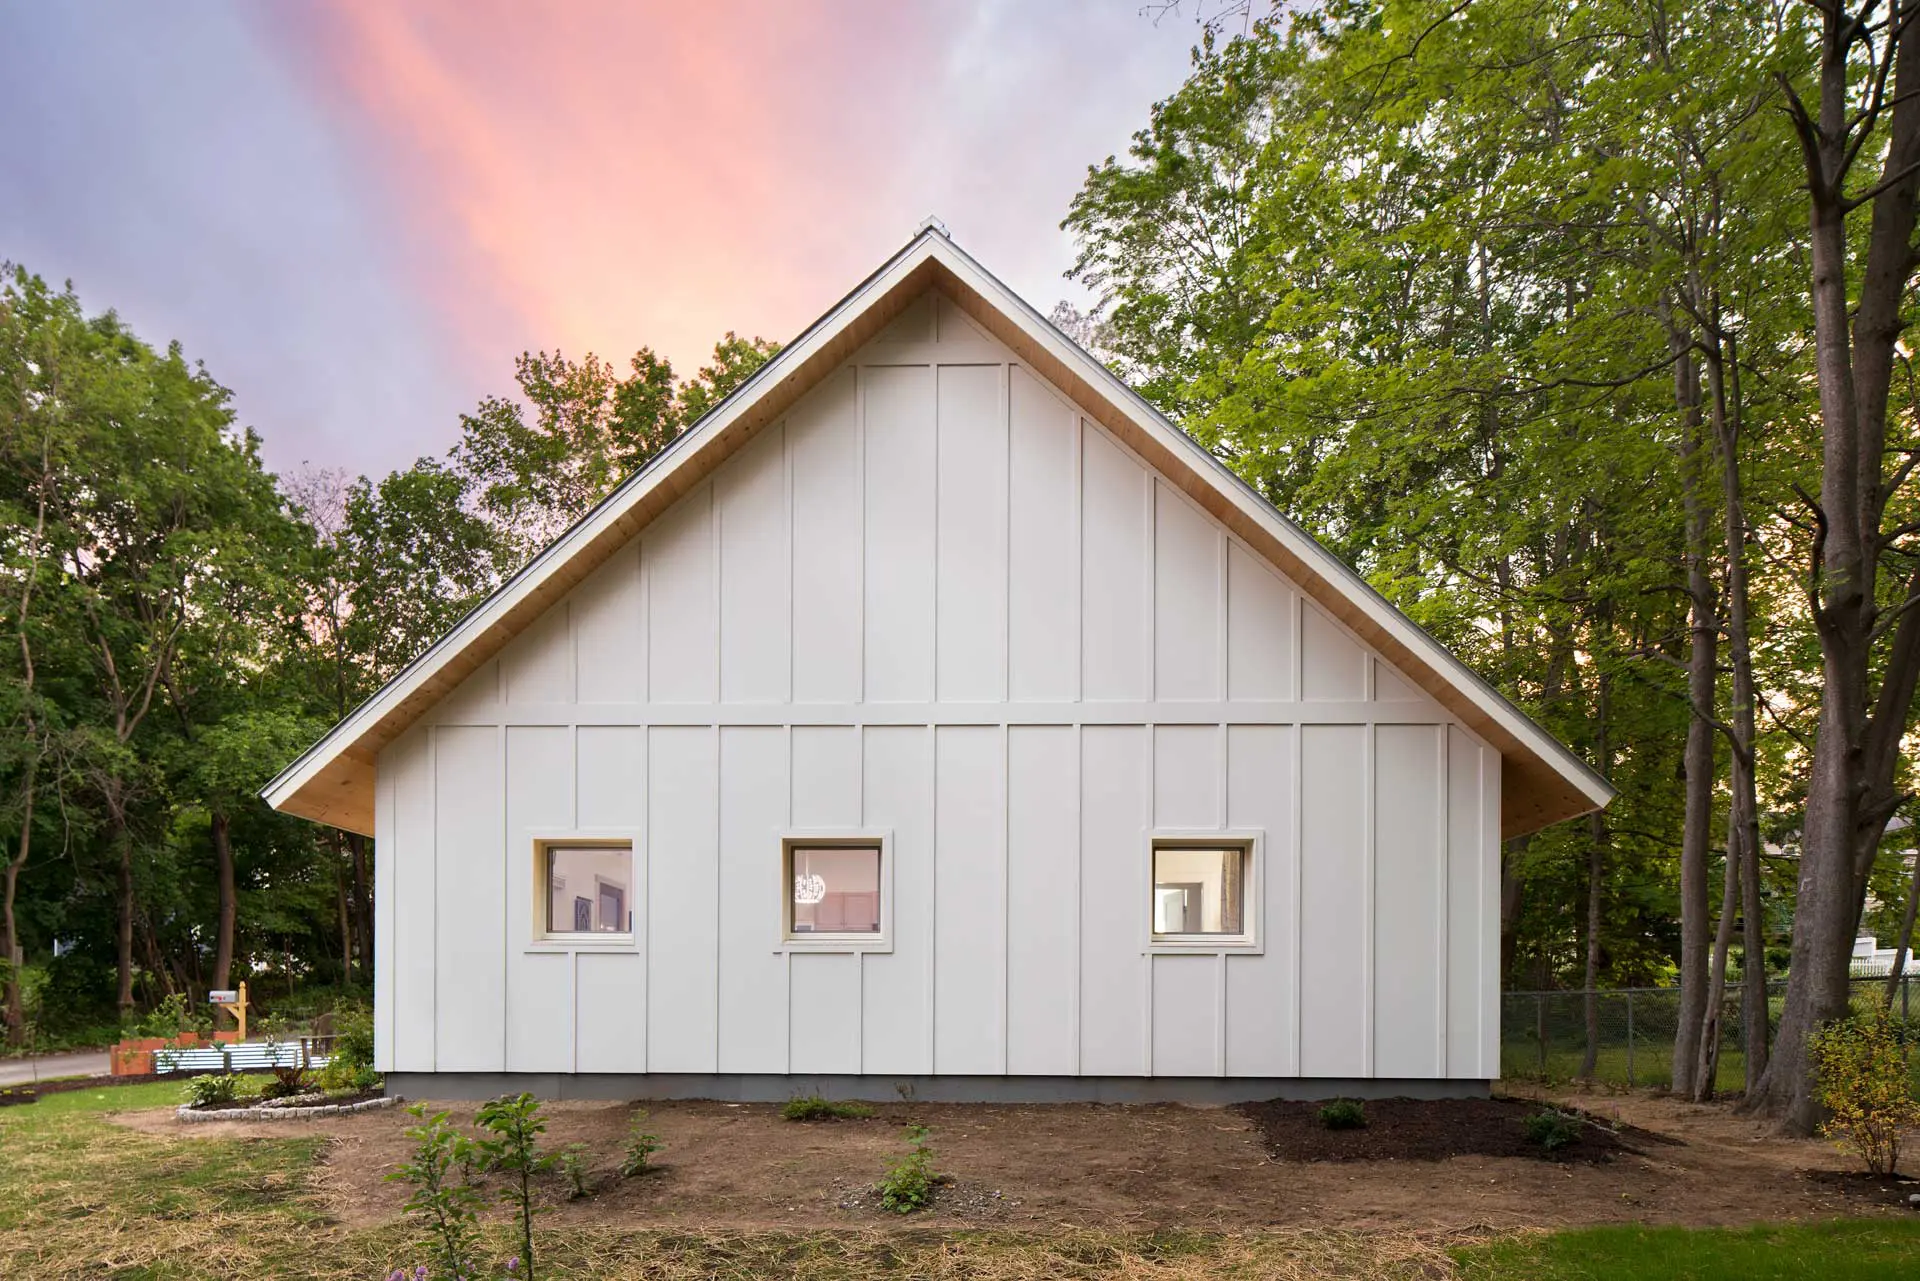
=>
[1,2,1205,482]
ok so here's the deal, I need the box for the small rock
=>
[1907,1192,1920,1209]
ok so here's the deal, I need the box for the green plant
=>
[384,1105,484,1280]
[1524,1107,1582,1152]
[619,1110,664,1176]
[330,1005,376,1072]
[876,1123,937,1213]
[260,1063,311,1100]
[1810,1004,1920,1175]
[781,1094,874,1121]
[1317,1098,1366,1130]
[182,1073,239,1107]
[558,1142,593,1199]
[135,993,194,1040]
[474,1091,556,1280]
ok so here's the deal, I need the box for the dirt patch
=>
[110,1090,1914,1235]
[1232,1096,1665,1164]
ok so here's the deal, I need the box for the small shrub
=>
[183,1073,239,1108]
[1524,1107,1582,1152]
[385,1105,484,1281]
[876,1123,937,1213]
[1811,1004,1920,1176]
[261,1064,311,1100]
[619,1111,664,1177]
[474,1092,555,1280]
[1317,1098,1366,1130]
[331,1004,376,1069]
[136,992,193,1039]
[782,1094,874,1122]
[319,1005,378,1092]
[558,1143,593,1199]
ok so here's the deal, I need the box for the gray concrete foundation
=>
[385,1072,1492,1105]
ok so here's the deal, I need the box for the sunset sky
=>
[1,2,1204,480]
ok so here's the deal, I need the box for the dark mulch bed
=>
[1803,1168,1920,1210]
[1232,1096,1675,1165]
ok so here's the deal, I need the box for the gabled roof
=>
[264,225,1613,839]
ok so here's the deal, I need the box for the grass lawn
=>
[1454,1221,1920,1279]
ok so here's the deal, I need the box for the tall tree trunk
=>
[1580,673,1611,1080]
[1672,326,1714,1099]
[1500,836,1528,984]
[336,859,353,981]
[211,809,236,994]
[1,759,35,1043]
[1705,333,1769,1092]
[1762,0,1920,1131]
[114,822,135,1015]
[1696,844,1740,1101]
[346,831,373,978]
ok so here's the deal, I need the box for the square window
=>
[1151,842,1250,940]
[543,842,633,937]
[785,842,882,937]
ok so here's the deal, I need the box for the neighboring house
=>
[1852,934,1913,979]
[265,224,1610,1101]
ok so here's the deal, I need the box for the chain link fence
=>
[1501,976,1917,1091]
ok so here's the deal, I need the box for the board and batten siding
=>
[373,291,1501,1082]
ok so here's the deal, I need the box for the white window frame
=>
[528,831,641,952]
[1145,829,1264,954]
[776,829,893,954]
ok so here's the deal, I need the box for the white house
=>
[265,225,1610,1101]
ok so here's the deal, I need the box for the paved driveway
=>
[0,1050,110,1086]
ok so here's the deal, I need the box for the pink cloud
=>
[260,2,937,380]
[254,3,1198,403]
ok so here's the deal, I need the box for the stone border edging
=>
[176,1094,401,1123]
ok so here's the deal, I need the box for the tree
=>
[1756,0,1920,1130]
[452,334,778,563]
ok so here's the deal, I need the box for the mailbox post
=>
[208,982,247,1041]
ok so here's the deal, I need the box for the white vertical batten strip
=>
[1072,721,1084,1076]
[1290,591,1305,1076]
[568,724,580,1075]
[925,722,937,1072]
[784,725,795,1074]
[1073,407,1085,1075]
[428,724,439,1073]
[1001,362,1011,703]
[1435,722,1449,1077]
[1143,723,1156,1077]
[1480,742,1494,1079]
[709,478,723,1070]
[1363,718,1376,1079]
[1215,718,1229,1078]
[1000,363,1012,1075]
[856,364,866,706]
[855,720,866,1074]
[1143,461,1157,1077]
[928,357,941,1074]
